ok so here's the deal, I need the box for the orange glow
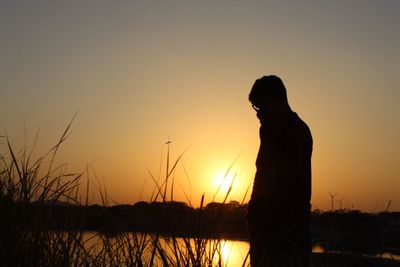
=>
[219,241,232,264]
[1,2,400,211]
[213,170,237,196]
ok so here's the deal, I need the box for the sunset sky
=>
[1,1,399,211]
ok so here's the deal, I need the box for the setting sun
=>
[1,0,399,211]
[213,170,237,196]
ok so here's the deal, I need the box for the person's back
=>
[247,75,312,266]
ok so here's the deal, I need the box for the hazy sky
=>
[1,1,399,211]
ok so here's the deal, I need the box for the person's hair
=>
[248,75,288,106]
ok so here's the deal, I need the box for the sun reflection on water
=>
[82,233,400,266]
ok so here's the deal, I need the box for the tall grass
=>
[0,121,249,267]
[0,117,90,266]
[2,122,400,266]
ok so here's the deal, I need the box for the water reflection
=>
[312,243,400,261]
[312,244,324,253]
[210,240,249,266]
[157,237,250,266]
[83,232,399,266]
[83,232,251,266]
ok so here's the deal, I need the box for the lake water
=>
[83,232,251,266]
[83,232,399,266]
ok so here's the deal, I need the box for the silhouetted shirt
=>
[250,111,312,215]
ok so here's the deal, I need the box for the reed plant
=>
[2,120,400,266]
[0,119,249,266]
[0,116,90,266]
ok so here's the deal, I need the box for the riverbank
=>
[5,200,400,253]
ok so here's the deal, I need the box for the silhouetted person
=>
[247,75,312,266]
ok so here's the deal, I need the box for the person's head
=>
[249,75,290,113]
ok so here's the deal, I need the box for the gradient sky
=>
[1,1,399,211]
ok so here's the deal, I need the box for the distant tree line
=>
[4,199,400,254]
